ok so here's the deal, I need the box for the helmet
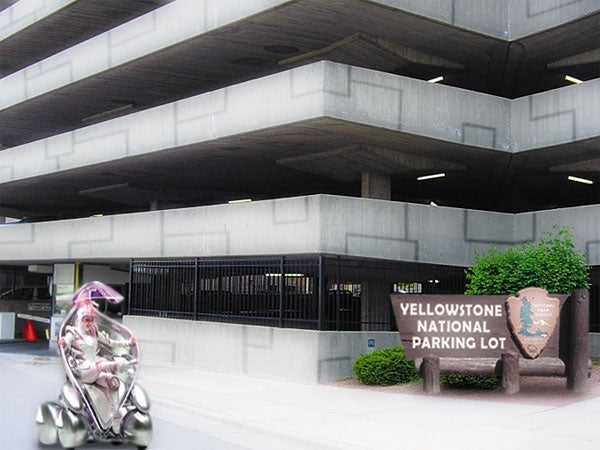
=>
[76,300,97,324]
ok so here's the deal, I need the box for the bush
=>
[441,374,499,390]
[353,345,420,385]
[465,226,590,295]
[448,226,590,390]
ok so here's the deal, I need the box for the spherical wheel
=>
[36,402,62,446]
[57,408,88,449]
[122,409,152,448]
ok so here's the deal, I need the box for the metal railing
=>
[128,255,468,331]
[130,257,322,328]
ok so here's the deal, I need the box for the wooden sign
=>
[390,288,590,394]
[390,288,568,360]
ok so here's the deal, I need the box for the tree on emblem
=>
[518,297,533,336]
[518,296,548,338]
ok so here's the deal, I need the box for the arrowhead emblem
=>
[506,287,560,359]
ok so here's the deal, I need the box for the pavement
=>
[4,340,600,450]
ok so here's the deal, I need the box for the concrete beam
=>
[0,194,598,267]
[1,61,596,188]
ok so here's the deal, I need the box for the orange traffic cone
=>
[23,320,37,342]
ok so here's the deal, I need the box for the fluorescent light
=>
[417,173,445,181]
[427,76,444,83]
[265,273,305,277]
[228,198,252,204]
[565,75,583,84]
[429,201,438,207]
[568,175,593,184]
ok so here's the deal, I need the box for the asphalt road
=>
[0,341,250,450]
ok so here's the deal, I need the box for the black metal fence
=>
[128,255,468,331]
[130,257,322,328]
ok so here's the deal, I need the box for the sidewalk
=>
[138,362,600,450]
[4,341,598,450]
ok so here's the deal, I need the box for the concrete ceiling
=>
[0,0,173,76]
[0,1,18,12]
[0,0,598,220]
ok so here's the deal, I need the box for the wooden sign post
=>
[390,287,589,394]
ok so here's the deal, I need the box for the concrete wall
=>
[4,0,594,91]
[0,62,326,184]
[320,196,600,266]
[0,0,74,42]
[323,63,511,151]
[376,0,600,39]
[0,0,288,110]
[511,81,600,151]
[507,0,600,39]
[126,312,600,384]
[0,196,322,262]
[124,315,400,384]
[375,0,509,39]
[1,62,598,186]
[1,194,600,267]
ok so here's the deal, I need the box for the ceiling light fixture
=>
[265,273,305,277]
[567,175,593,184]
[427,76,444,83]
[417,173,445,181]
[228,198,252,204]
[565,75,583,84]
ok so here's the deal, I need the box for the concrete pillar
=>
[360,279,392,331]
[49,263,79,348]
[361,172,391,200]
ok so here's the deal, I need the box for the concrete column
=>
[361,172,391,200]
[49,263,79,348]
[360,279,392,331]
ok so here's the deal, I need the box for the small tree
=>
[444,226,590,389]
[465,226,590,295]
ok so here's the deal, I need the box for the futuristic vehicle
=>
[36,281,152,449]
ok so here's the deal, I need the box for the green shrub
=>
[449,226,590,390]
[353,345,420,385]
[441,374,499,390]
[465,226,590,295]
